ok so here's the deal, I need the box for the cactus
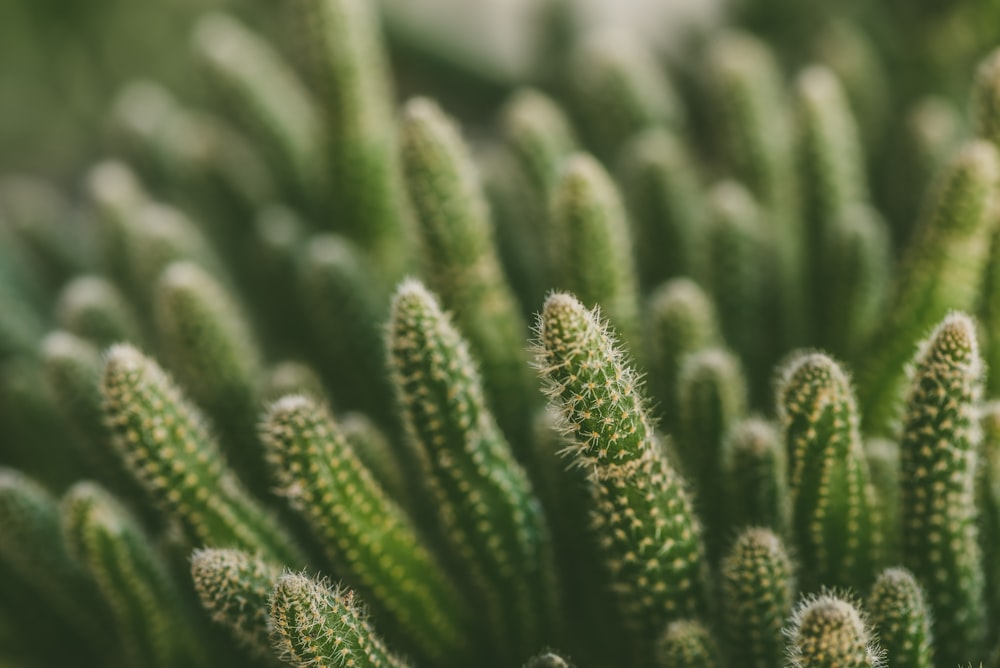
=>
[785,593,882,668]
[55,275,143,349]
[777,352,879,592]
[719,527,794,668]
[534,292,708,652]
[654,619,720,668]
[867,567,933,668]
[270,572,411,668]
[720,418,790,535]
[524,652,574,668]
[261,392,471,663]
[898,313,987,664]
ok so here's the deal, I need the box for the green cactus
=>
[387,279,557,662]
[399,96,535,449]
[979,402,1000,631]
[548,152,641,348]
[270,572,411,668]
[777,352,879,592]
[261,392,472,664]
[719,527,794,668]
[898,313,987,664]
[534,292,708,651]
[190,547,284,658]
[61,481,206,668]
[860,140,1000,433]
[785,593,882,668]
[720,418,790,536]
[865,438,902,563]
[100,344,304,566]
[523,652,574,668]
[654,619,720,668]
[55,275,143,349]
[972,46,1000,147]
[340,412,411,508]
[867,567,933,668]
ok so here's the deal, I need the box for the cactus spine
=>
[785,594,882,668]
[867,567,933,668]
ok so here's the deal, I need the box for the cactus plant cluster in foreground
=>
[5,0,1000,666]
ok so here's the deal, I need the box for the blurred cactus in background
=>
[6,0,1000,667]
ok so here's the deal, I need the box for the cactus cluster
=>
[5,1,1000,667]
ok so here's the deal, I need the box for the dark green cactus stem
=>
[271,573,411,668]
[676,347,747,556]
[295,233,390,421]
[534,292,708,650]
[523,652,574,668]
[972,47,1000,147]
[898,313,987,664]
[0,469,105,644]
[618,128,705,288]
[704,180,775,392]
[644,278,722,430]
[399,96,534,450]
[549,152,641,348]
[85,161,148,291]
[777,352,879,592]
[190,547,284,658]
[0,178,81,291]
[61,481,206,668]
[720,418,789,536]
[55,276,143,349]
[979,402,1000,632]
[387,280,557,662]
[703,30,801,345]
[824,204,891,360]
[865,438,901,564]
[261,393,472,664]
[566,32,683,160]
[100,344,305,566]
[719,527,794,668]
[193,13,324,207]
[860,140,999,434]
[654,620,720,668]
[291,0,411,281]
[340,412,410,508]
[786,594,882,668]
[153,261,269,492]
[868,567,933,668]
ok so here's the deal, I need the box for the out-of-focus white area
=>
[379,0,725,80]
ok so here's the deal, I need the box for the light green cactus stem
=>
[566,32,683,160]
[720,418,789,535]
[704,180,774,390]
[654,620,719,668]
[703,30,800,345]
[260,360,327,404]
[193,13,324,207]
[0,469,105,644]
[85,161,148,290]
[399,96,534,449]
[261,393,471,664]
[786,594,882,668]
[824,205,891,360]
[864,438,901,564]
[534,292,708,649]
[340,412,411,508]
[860,140,999,434]
[291,0,410,280]
[296,233,390,421]
[719,527,794,668]
[387,280,556,662]
[644,278,722,430]
[868,567,933,668]
[979,402,1000,631]
[55,275,143,348]
[271,573,411,668]
[618,128,704,289]
[0,177,81,291]
[549,152,641,348]
[61,481,205,668]
[154,261,268,492]
[488,87,578,308]
[190,548,284,658]
[109,81,276,224]
[100,344,304,567]
[972,47,1000,147]
[898,313,987,664]
[676,347,747,555]
[523,652,574,668]
[777,352,879,592]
